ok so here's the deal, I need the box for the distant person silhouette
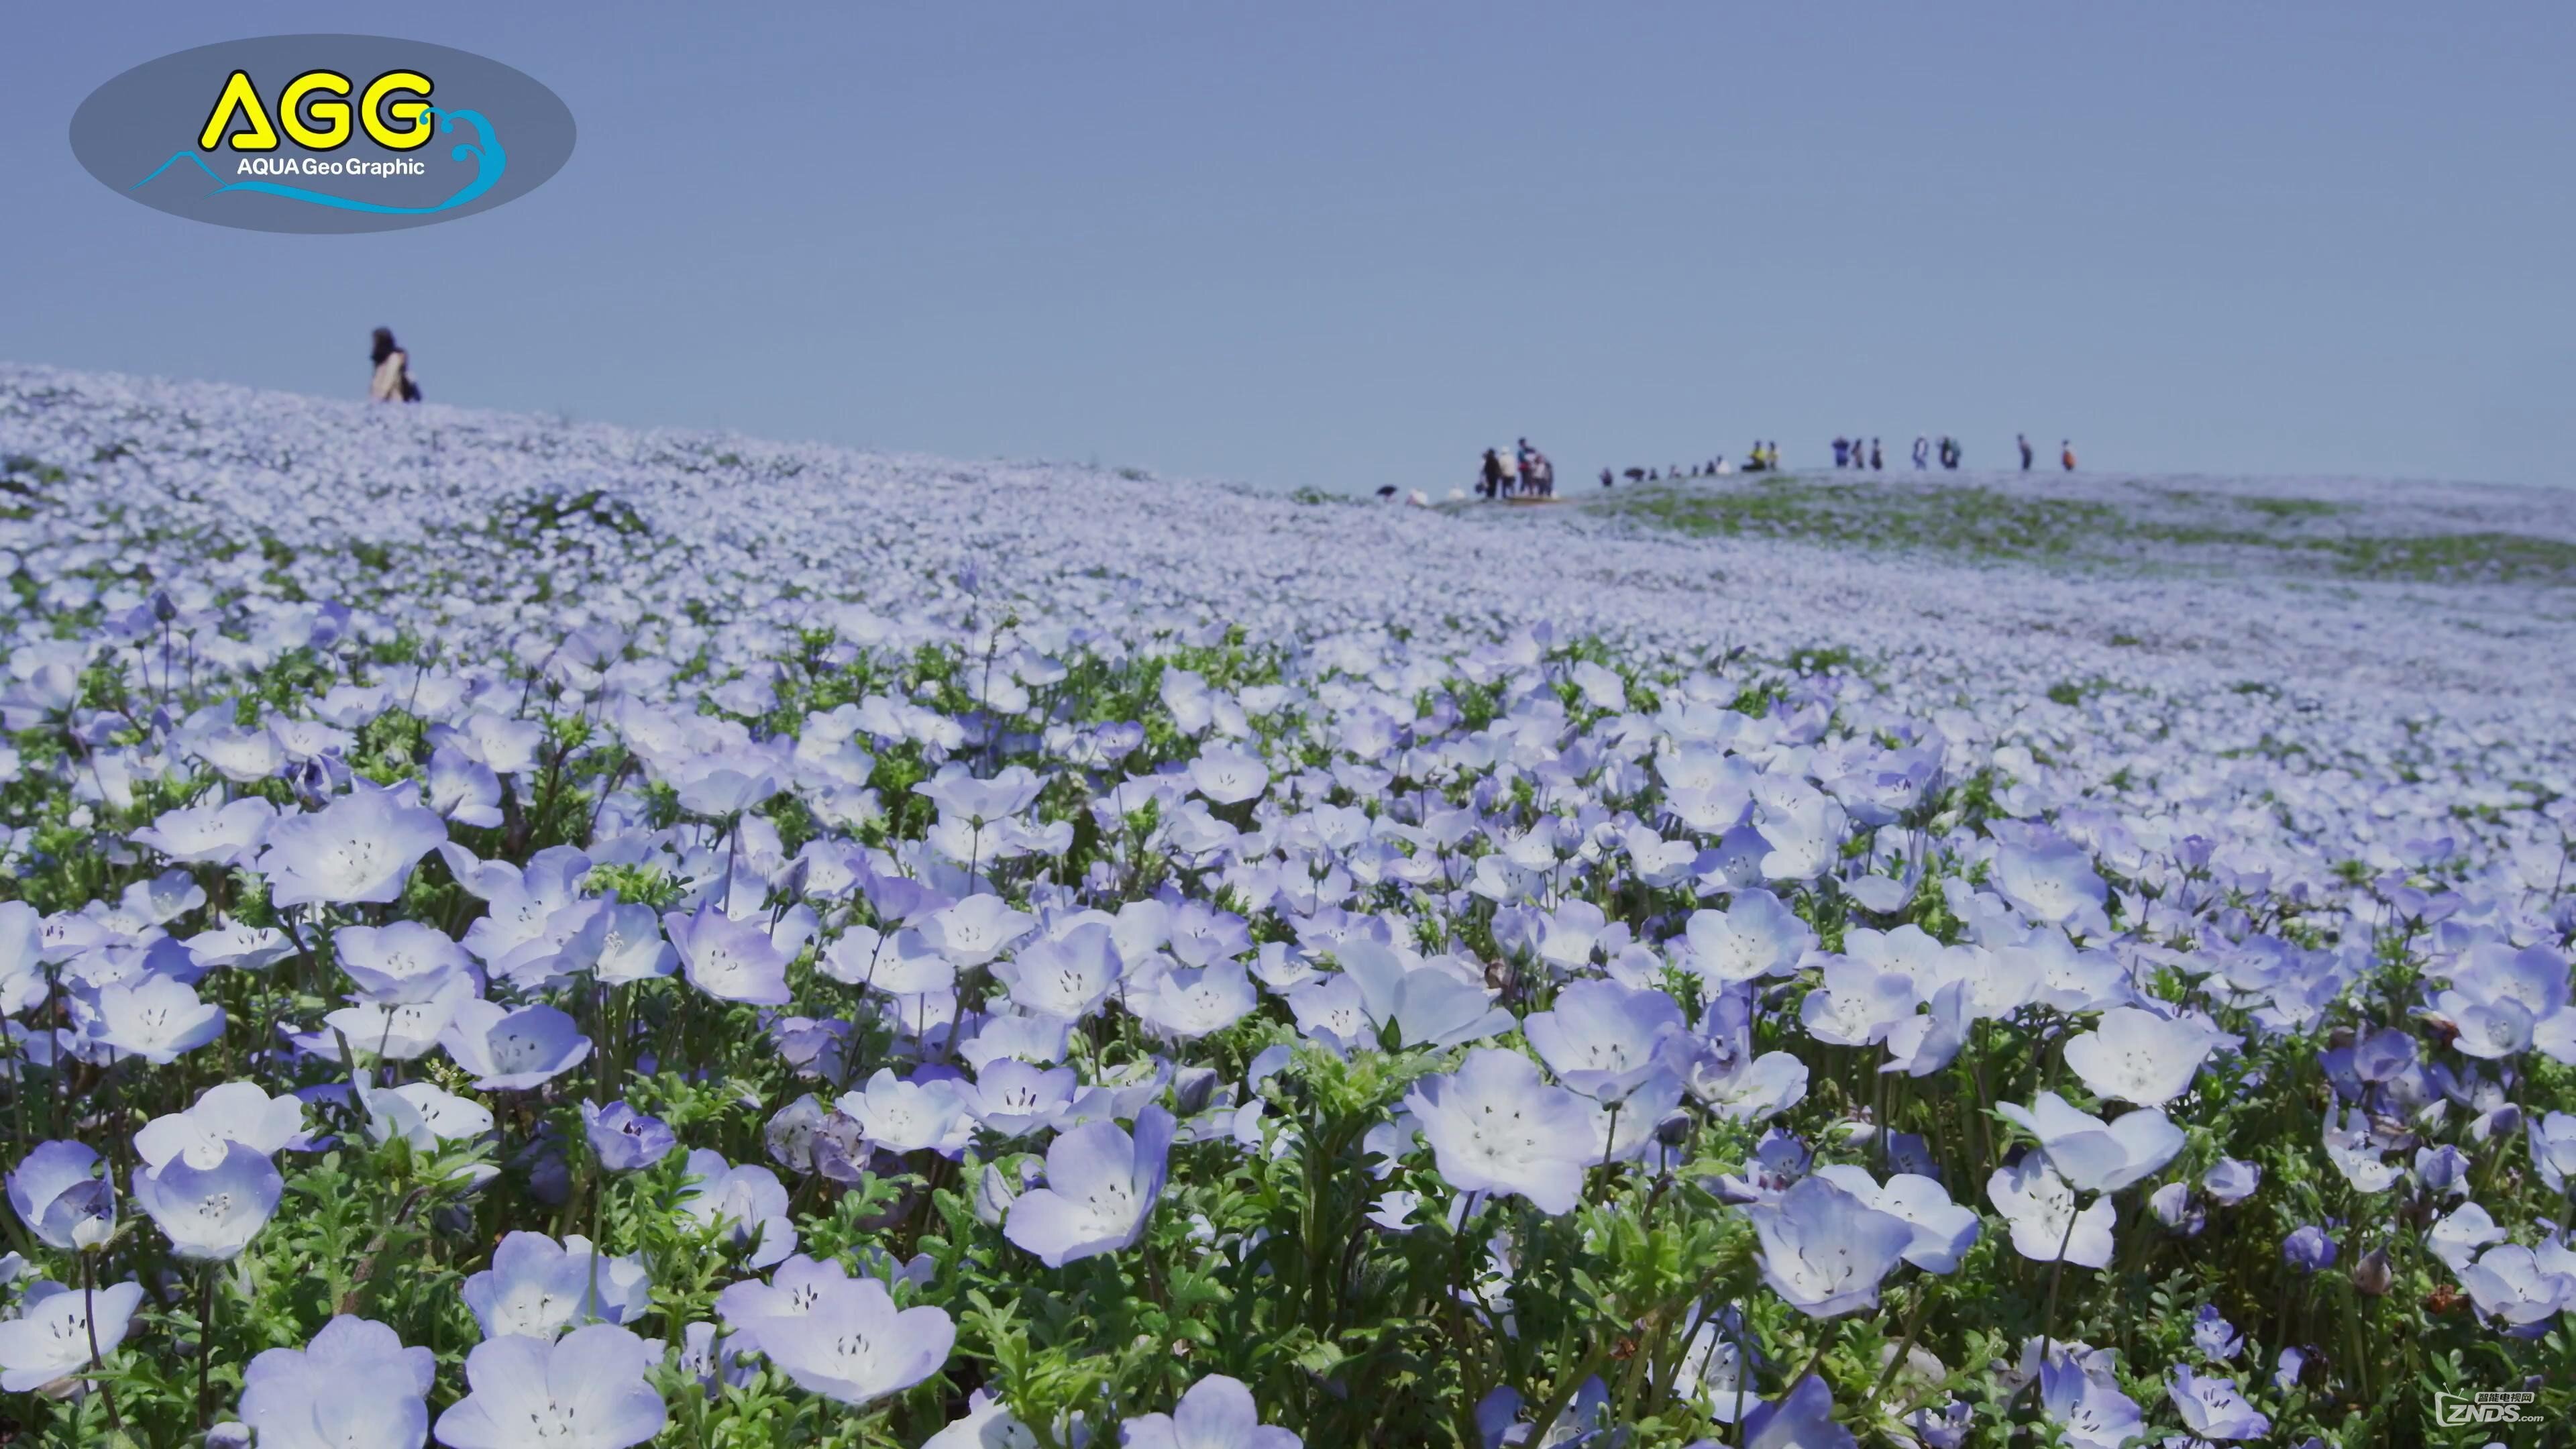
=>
[2019,434,2035,470]
[2061,440,2078,472]
[370,327,419,403]
[1869,438,1883,471]
[1479,447,1505,500]
[1912,436,1929,470]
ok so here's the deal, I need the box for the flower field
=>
[0,362,2572,1448]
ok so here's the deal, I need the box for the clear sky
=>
[5,4,2571,493]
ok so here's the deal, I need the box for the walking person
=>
[369,327,420,402]
[2018,433,2034,471]
[1912,435,1929,470]
[1869,438,1883,471]
[2061,439,2078,472]
[1831,437,1851,469]
[1480,447,1505,500]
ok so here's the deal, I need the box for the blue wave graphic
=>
[128,151,223,191]
[128,107,506,215]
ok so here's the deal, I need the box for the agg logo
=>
[70,35,575,233]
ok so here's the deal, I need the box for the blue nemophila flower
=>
[130,796,276,867]
[335,921,475,1003]
[1339,940,1513,1051]
[2191,1305,2243,1360]
[677,1149,798,1269]
[715,1253,855,1356]
[2434,941,2569,1061]
[961,1057,1081,1138]
[1727,1374,1856,1449]
[2415,1143,2472,1196]
[1187,746,1272,806]
[2062,1006,2216,1107]
[1122,1373,1300,1448]
[1136,961,1260,1040]
[1005,1105,1177,1268]
[581,1101,676,1172]
[2282,1224,2337,1273]
[1523,978,1686,1102]
[2320,1106,2402,1193]
[1986,1155,2114,1267]
[2039,1346,2143,1449]
[2149,1182,2203,1236]
[820,922,955,996]
[256,777,447,907]
[1403,1048,1597,1214]
[1751,778,1847,883]
[588,901,678,985]
[439,999,591,1091]
[920,893,1039,969]
[664,904,792,1006]
[1744,1176,1915,1318]
[1998,1091,2184,1193]
[87,975,225,1064]
[757,1271,955,1407]
[7,1140,116,1251]
[839,1067,970,1156]
[2527,1111,2576,1192]
[431,1323,667,1449]
[1810,1166,1980,1273]
[2166,1366,2269,1441]
[310,977,476,1063]
[2201,1157,2260,1205]
[135,1081,306,1170]
[0,1279,144,1392]
[133,1140,282,1260]
[2430,1201,2506,1271]
[463,1231,650,1338]
[2457,1243,2576,1330]
[360,1077,498,1162]
[239,1316,435,1449]
[2271,1346,2306,1393]
[1991,830,2110,936]
[0,901,46,1015]
[425,743,503,828]
[1798,956,1918,1049]
[925,1389,1081,1448]
[994,921,1125,1021]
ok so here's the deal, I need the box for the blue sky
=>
[5,4,2570,492]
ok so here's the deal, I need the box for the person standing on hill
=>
[2061,439,2078,472]
[369,327,420,402]
[1831,437,1851,468]
[1869,438,1883,471]
[1912,435,1929,470]
[2019,433,2034,471]
[1479,447,1505,499]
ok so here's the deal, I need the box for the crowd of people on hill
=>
[1466,431,2080,500]
[1477,439,1561,498]
[1473,428,2071,494]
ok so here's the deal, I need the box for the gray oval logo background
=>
[70,35,575,233]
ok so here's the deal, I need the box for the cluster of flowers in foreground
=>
[0,368,2569,1447]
